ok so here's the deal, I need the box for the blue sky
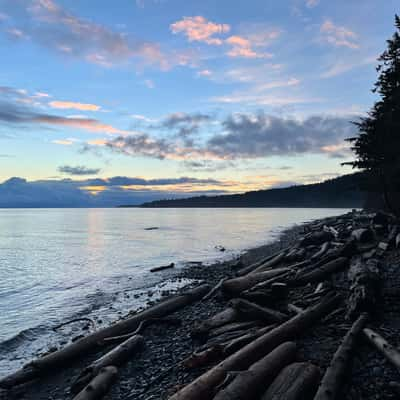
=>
[0,0,398,205]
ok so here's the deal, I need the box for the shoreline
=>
[2,210,399,399]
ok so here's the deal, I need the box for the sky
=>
[0,0,398,206]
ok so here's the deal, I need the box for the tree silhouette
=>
[345,15,400,213]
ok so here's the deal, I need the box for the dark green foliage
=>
[345,16,400,212]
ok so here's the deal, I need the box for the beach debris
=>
[313,313,368,400]
[72,366,118,400]
[53,317,96,332]
[261,362,320,400]
[144,227,159,230]
[150,262,175,273]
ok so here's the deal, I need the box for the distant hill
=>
[138,173,366,208]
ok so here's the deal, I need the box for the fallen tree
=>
[213,342,297,400]
[0,284,210,389]
[313,313,368,400]
[261,362,320,400]
[168,292,341,400]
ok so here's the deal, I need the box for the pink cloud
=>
[320,19,359,49]
[49,100,101,111]
[226,35,272,59]
[170,16,230,45]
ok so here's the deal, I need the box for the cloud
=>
[197,69,212,77]
[0,0,179,69]
[58,165,101,175]
[0,96,128,135]
[49,101,101,111]
[92,112,355,162]
[306,0,319,8]
[144,79,155,89]
[170,16,230,45]
[320,56,376,78]
[225,35,273,59]
[320,19,359,49]
[206,112,356,159]
[211,93,319,106]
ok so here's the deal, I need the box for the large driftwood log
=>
[202,278,227,301]
[346,258,380,320]
[311,242,330,261]
[300,231,334,247]
[222,268,290,295]
[351,228,374,243]
[72,335,144,393]
[261,362,320,400]
[250,253,287,275]
[209,321,259,338]
[0,284,210,389]
[229,298,288,323]
[237,248,289,276]
[293,257,349,286]
[213,342,297,400]
[363,328,400,371]
[191,308,239,337]
[313,313,368,400]
[72,366,118,400]
[168,292,341,400]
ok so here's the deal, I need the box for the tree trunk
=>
[363,328,400,371]
[229,298,288,323]
[346,258,380,320]
[313,313,368,400]
[237,248,289,276]
[168,292,341,400]
[250,252,287,275]
[191,308,239,337]
[213,342,297,400]
[293,257,349,286]
[311,242,331,261]
[72,366,118,400]
[261,362,320,400]
[222,268,290,295]
[72,335,143,393]
[0,284,210,389]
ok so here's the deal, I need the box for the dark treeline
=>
[138,173,366,208]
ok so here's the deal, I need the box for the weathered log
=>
[250,252,287,275]
[168,292,341,400]
[300,231,334,247]
[209,321,260,338]
[241,283,288,305]
[229,298,288,323]
[223,325,276,356]
[311,242,330,261]
[213,342,297,400]
[237,248,289,276]
[222,268,290,295]
[191,308,239,337]
[182,346,224,369]
[0,284,210,389]
[351,228,374,243]
[346,258,380,320]
[202,278,227,301]
[313,313,368,400]
[293,257,349,286]
[72,335,143,393]
[287,304,304,315]
[246,271,293,293]
[150,262,175,272]
[363,328,400,371]
[262,362,320,400]
[72,366,117,400]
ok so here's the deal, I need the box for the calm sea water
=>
[0,207,348,375]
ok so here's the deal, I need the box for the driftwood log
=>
[202,278,227,301]
[213,342,297,400]
[229,298,288,323]
[0,284,210,389]
[300,231,334,247]
[72,334,144,393]
[191,307,239,337]
[363,328,400,371]
[313,313,368,400]
[237,248,289,276]
[346,258,380,320]
[311,242,330,261]
[250,252,287,275]
[351,228,374,243]
[150,262,175,272]
[168,292,341,400]
[222,268,290,295]
[261,362,320,400]
[293,257,349,286]
[72,366,118,400]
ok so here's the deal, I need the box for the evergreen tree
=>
[345,15,400,212]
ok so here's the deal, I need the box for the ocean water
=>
[0,207,349,375]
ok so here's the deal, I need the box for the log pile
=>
[1,210,400,400]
